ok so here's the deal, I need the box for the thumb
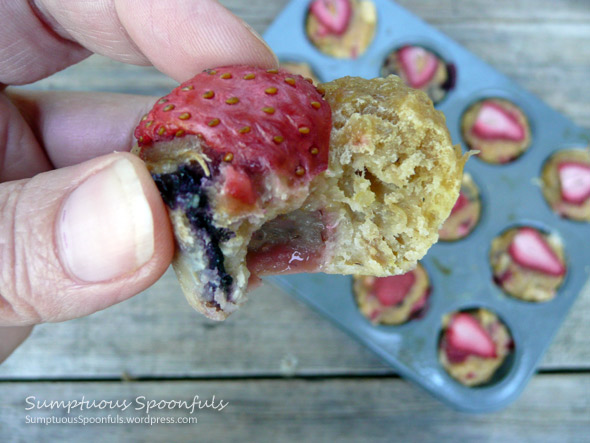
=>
[0,152,174,326]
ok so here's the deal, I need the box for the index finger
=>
[0,0,278,85]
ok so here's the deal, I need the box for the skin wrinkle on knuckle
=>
[52,0,148,64]
[0,98,8,175]
[6,92,49,169]
[0,93,52,182]
[0,40,27,77]
[0,182,42,325]
[105,0,146,62]
[29,0,77,44]
[0,1,90,85]
[19,176,76,323]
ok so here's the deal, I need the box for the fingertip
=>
[116,0,278,82]
[0,150,176,326]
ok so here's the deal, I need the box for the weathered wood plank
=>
[1,269,589,379]
[1,375,589,442]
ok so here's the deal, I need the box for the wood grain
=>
[1,271,589,379]
[1,375,589,442]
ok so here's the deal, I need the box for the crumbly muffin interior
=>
[305,75,465,276]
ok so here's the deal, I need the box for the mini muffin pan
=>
[264,0,590,412]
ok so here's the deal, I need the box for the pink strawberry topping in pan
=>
[462,98,531,164]
[540,149,590,222]
[381,44,455,105]
[310,0,352,35]
[442,313,497,363]
[557,161,590,205]
[472,101,525,142]
[373,272,416,306]
[450,191,469,215]
[508,228,566,277]
[439,173,481,242]
[354,264,432,325]
[397,45,439,89]
[306,0,377,59]
[490,227,566,302]
[439,309,513,386]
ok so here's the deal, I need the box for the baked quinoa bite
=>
[306,75,465,276]
[134,69,465,319]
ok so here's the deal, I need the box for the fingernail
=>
[241,20,279,66]
[58,158,154,282]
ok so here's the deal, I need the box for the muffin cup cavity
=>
[353,263,431,326]
[439,173,482,241]
[438,307,515,388]
[305,0,377,59]
[489,226,567,302]
[540,148,590,222]
[381,44,455,105]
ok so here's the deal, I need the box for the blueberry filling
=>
[152,164,235,301]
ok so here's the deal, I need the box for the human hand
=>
[0,0,277,363]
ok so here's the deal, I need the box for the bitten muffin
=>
[354,263,430,325]
[134,68,465,320]
[439,309,513,387]
[381,45,455,104]
[306,0,377,59]
[541,148,590,222]
[461,98,531,164]
[439,173,481,241]
[490,227,566,302]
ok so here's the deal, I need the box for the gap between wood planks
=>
[0,368,587,383]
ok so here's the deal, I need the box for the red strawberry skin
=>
[443,313,497,363]
[135,66,332,204]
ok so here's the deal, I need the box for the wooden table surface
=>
[2,1,590,441]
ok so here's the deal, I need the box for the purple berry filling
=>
[152,164,235,300]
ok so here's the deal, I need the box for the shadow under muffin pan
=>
[265,0,590,413]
